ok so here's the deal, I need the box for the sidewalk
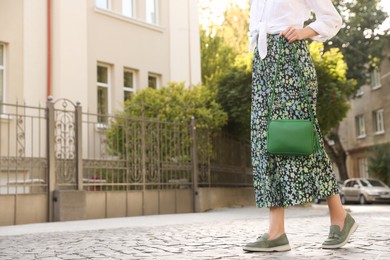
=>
[0,205,389,259]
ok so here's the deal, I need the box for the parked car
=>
[314,181,344,204]
[341,178,390,205]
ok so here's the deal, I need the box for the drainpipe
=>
[47,0,52,97]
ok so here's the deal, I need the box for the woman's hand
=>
[280,26,319,43]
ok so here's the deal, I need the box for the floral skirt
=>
[251,35,338,208]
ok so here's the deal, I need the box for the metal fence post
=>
[190,117,199,212]
[141,105,146,214]
[46,97,56,222]
[75,102,83,191]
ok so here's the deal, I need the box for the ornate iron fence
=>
[0,99,253,195]
[0,102,48,194]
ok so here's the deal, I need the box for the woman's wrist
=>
[299,27,319,40]
[280,26,319,43]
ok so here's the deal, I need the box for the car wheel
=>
[340,195,346,205]
[359,195,367,205]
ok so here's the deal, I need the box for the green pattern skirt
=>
[251,35,339,208]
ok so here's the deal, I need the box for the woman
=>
[244,0,358,252]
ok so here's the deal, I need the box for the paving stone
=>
[0,205,389,259]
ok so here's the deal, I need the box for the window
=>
[123,0,135,18]
[355,87,363,97]
[0,43,4,113]
[96,0,109,9]
[355,115,366,139]
[374,109,385,134]
[97,64,110,124]
[148,74,160,89]
[124,68,136,102]
[358,158,368,178]
[146,0,158,24]
[371,69,381,90]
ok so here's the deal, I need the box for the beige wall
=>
[0,188,255,226]
[23,0,47,105]
[169,0,201,86]
[86,0,171,113]
[51,0,89,104]
[0,0,201,110]
[338,43,390,177]
[0,0,24,104]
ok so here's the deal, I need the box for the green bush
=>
[106,82,228,163]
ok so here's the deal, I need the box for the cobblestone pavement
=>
[0,205,389,260]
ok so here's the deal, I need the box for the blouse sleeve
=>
[305,0,343,42]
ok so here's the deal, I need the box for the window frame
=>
[122,0,135,18]
[146,0,158,24]
[96,0,110,10]
[97,63,111,124]
[148,73,160,89]
[355,114,366,139]
[371,69,381,90]
[374,109,385,135]
[355,87,364,97]
[123,68,136,102]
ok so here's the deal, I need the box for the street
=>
[0,204,389,259]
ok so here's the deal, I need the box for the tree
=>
[331,0,389,86]
[201,3,253,140]
[310,43,357,134]
[200,28,236,89]
[323,0,389,180]
[200,2,251,90]
[310,42,357,181]
[216,66,252,140]
[368,143,390,185]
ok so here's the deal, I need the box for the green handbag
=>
[266,38,320,156]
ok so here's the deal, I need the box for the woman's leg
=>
[326,194,347,229]
[323,194,358,249]
[243,206,290,251]
[268,206,285,240]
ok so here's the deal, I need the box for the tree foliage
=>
[106,82,228,161]
[310,42,357,135]
[200,28,236,89]
[120,82,227,129]
[368,143,390,185]
[216,66,252,140]
[201,3,253,140]
[331,0,389,86]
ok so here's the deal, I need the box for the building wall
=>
[0,0,201,111]
[86,0,171,113]
[23,0,47,105]
[0,0,24,104]
[339,43,390,178]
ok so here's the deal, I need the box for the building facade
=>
[338,43,390,178]
[0,0,201,112]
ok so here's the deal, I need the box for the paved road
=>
[0,204,389,260]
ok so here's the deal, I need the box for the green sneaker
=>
[322,213,358,249]
[243,233,291,252]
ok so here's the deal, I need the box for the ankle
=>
[267,230,285,240]
[331,211,347,230]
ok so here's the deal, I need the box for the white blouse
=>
[249,0,342,59]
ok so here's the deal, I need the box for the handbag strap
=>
[267,37,321,151]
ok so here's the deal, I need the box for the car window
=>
[360,180,369,187]
[367,179,385,187]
